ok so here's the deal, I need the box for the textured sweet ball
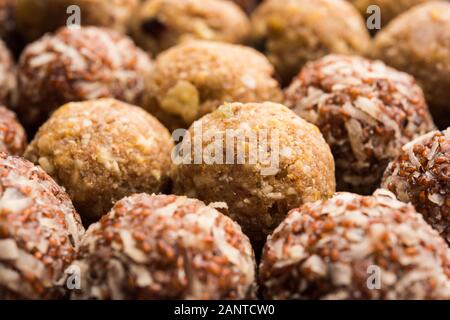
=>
[69,194,257,300]
[17,26,153,133]
[0,38,16,107]
[251,0,370,85]
[16,0,139,41]
[172,102,335,251]
[0,153,85,299]
[130,0,250,56]
[285,55,436,194]
[24,99,174,222]
[348,0,433,31]
[0,106,26,156]
[260,190,450,300]
[382,129,450,243]
[143,40,282,131]
[372,1,450,128]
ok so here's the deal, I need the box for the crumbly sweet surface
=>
[382,129,450,243]
[172,102,335,251]
[251,0,371,84]
[69,194,257,300]
[0,38,16,107]
[144,40,282,131]
[17,26,153,132]
[0,106,26,156]
[348,0,432,28]
[285,55,435,194]
[373,1,450,128]
[24,99,174,222]
[260,190,450,300]
[130,0,250,55]
[16,0,138,41]
[0,153,85,299]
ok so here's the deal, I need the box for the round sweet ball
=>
[382,129,450,243]
[373,1,450,128]
[24,99,174,222]
[285,55,436,194]
[143,40,283,131]
[0,106,26,156]
[16,0,139,41]
[0,38,16,107]
[172,102,336,250]
[348,0,433,30]
[69,194,257,300]
[16,26,153,133]
[130,0,250,56]
[260,190,450,300]
[0,153,85,299]
[251,0,371,85]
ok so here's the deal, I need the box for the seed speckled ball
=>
[0,153,85,299]
[143,40,283,131]
[285,55,436,194]
[172,102,335,251]
[69,194,257,300]
[259,190,450,300]
[0,38,16,107]
[16,0,139,41]
[17,26,153,133]
[24,99,174,222]
[373,1,450,128]
[251,0,371,85]
[382,129,450,243]
[130,0,250,56]
[0,106,26,156]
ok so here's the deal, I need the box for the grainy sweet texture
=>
[348,0,433,31]
[251,0,371,85]
[24,99,174,222]
[130,0,250,56]
[373,1,450,128]
[16,0,139,41]
[260,190,450,300]
[0,153,85,299]
[69,194,257,300]
[0,106,26,155]
[382,129,449,244]
[0,38,16,107]
[16,26,153,133]
[143,40,282,131]
[172,102,336,251]
[285,55,435,194]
